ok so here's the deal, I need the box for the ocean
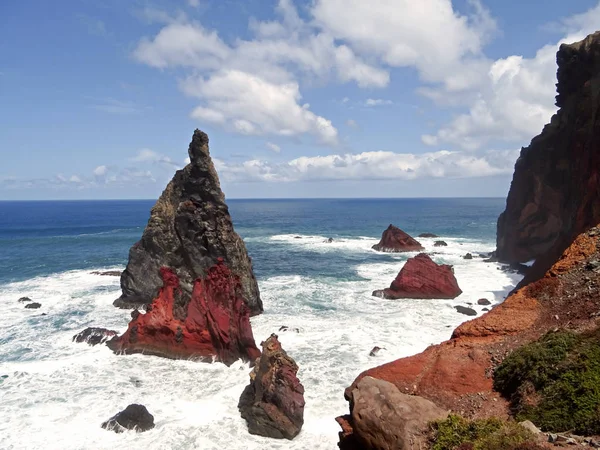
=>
[0,198,521,450]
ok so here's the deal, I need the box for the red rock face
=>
[373,253,462,299]
[107,259,260,366]
[497,32,600,278]
[372,224,424,253]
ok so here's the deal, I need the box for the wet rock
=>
[115,129,262,316]
[18,297,32,303]
[107,260,260,366]
[463,253,473,260]
[239,334,304,440]
[91,271,121,277]
[72,327,118,346]
[482,307,490,312]
[369,346,385,357]
[434,240,448,247]
[294,236,302,239]
[477,298,491,305]
[338,376,448,450]
[326,237,334,243]
[278,326,300,333]
[373,253,462,300]
[24,302,41,309]
[372,225,424,253]
[101,404,155,433]
[454,305,477,316]
[418,233,439,238]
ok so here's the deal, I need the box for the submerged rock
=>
[107,259,260,366]
[434,240,448,247]
[454,305,477,316]
[418,233,439,238]
[239,334,304,440]
[463,253,473,260]
[477,298,491,305]
[337,376,448,450]
[24,302,41,309]
[372,253,462,299]
[91,271,121,277]
[115,129,262,316]
[372,225,424,253]
[17,297,32,303]
[101,404,155,433]
[72,327,117,346]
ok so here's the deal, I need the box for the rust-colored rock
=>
[339,225,600,443]
[497,32,600,282]
[372,225,424,253]
[238,334,304,440]
[107,259,260,366]
[372,253,462,299]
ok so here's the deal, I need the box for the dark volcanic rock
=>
[454,305,477,316]
[497,32,600,287]
[418,233,439,238]
[463,253,473,260]
[108,260,260,366]
[434,240,448,247]
[115,130,262,316]
[101,404,154,433]
[73,327,118,346]
[372,253,462,300]
[239,334,304,440]
[477,298,491,305]
[372,224,424,253]
[24,302,41,309]
[91,270,121,277]
[18,297,32,303]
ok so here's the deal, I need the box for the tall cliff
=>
[497,31,600,279]
[115,129,263,316]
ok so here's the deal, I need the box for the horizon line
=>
[0,196,507,202]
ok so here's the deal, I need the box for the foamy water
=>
[0,234,521,450]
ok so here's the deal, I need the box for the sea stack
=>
[107,260,261,365]
[372,224,424,253]
[372,253,462,299]
[497,32,600,277]
[114,129,263,316]
[239,334,305,440]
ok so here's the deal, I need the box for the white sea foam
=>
[0,236,520,450]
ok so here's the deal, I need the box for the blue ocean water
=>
[0,198,518,450]
[0,198,503,285]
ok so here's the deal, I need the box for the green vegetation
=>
[429,415,535,450]
[493,328,600,435]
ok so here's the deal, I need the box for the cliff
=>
[115,130,263,316]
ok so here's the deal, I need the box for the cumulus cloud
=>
[214,149,518,183]
[131,149,180,168]
[266,142,281,153]
[422,2,600,150]
[93,165,108,176]
[365,98,393,107]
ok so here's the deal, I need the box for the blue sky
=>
[1,0,599,200]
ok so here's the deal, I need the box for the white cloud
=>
[90,98,142,115]
[187,0,201,7]
[365,98,393,106]
[422,2,600,150]
[214,148,518,183]
[182,70,338,145]
[131,149,180,168]
[266,142,281,153]
[93,165,108,176]
[69,175,82,183]
[346,119,358,128]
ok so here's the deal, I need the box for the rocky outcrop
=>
[115,130,262,316]
[497,32,600,282]
[372,253,462,299]
[107,259,260,366]
[73,327,117,346]
[337,376,448,450]
[339,225,600,441]
[418,233,438,238]
[454,305,477,316]
[372,225,424,253]
[101,404,155,433]
[24,302,41,309]
[239,334,304,440]
[434,240,448,247]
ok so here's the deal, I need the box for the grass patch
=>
[493,328,600,434]
[429,415,536,450]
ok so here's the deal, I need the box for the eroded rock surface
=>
[372,225,424,253]
[101,404,154,433]
[372,253,462,299]
[115,130,262,316]
[73,327,117,346]
[239,334,304,440]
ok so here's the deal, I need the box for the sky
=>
[1,0,599,200]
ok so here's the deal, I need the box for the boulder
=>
[372,225,424,253]
[18,297,32,303]
[101,404,155,433]
[114,130,262,316]
[497,32,600,287]
[72,327,118,346]
[463,253,473,260]
[338,376,448,450]
[454,305,477,316]
[372,253,462,299]
[107,259,260,366]
[434,241,448,247]
[477,298,491,306]
[239,334,304,440]
[418,233,439,238]
[24,302,41,309]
